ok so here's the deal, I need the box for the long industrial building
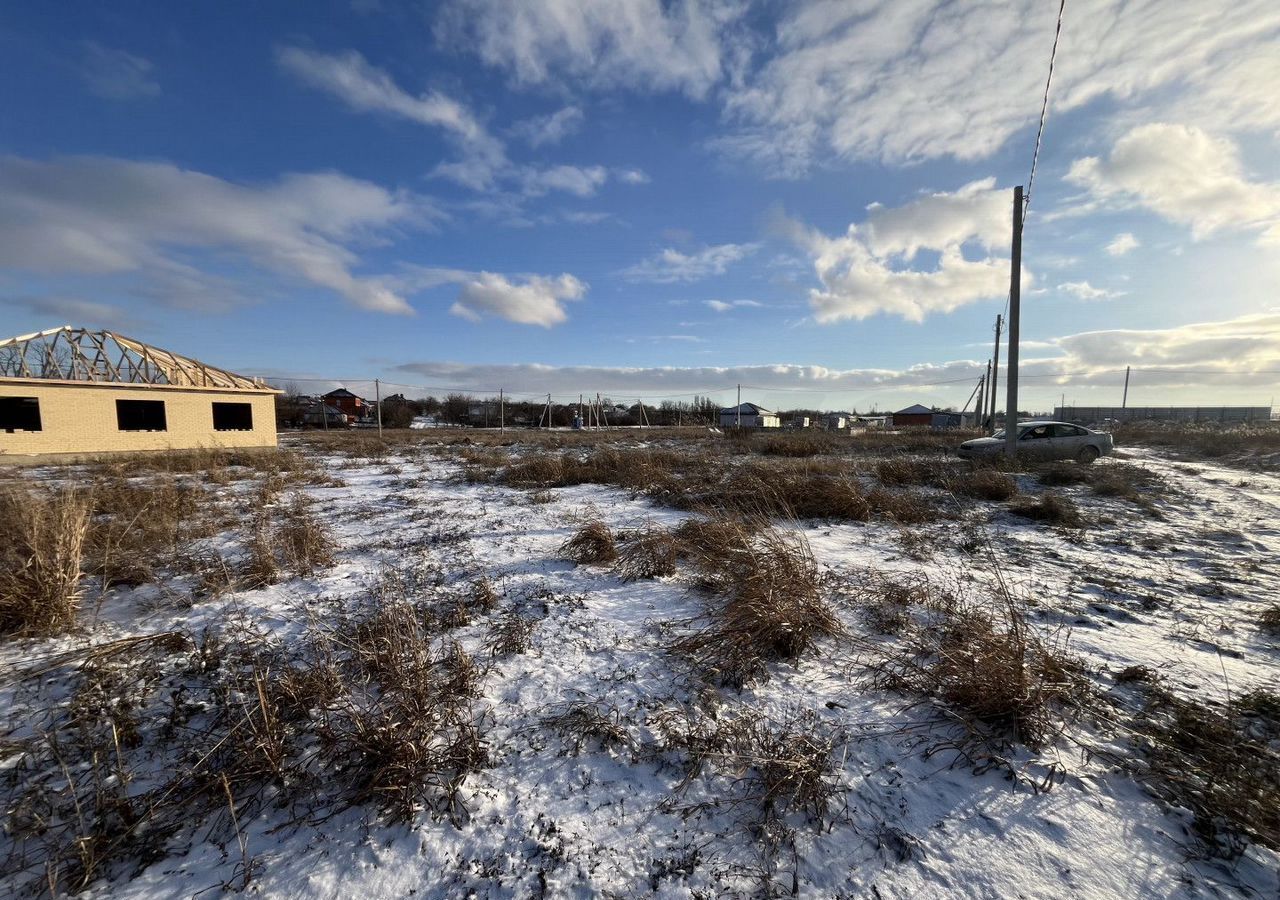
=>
[0,326,279,460]
[1055,405,1273,425]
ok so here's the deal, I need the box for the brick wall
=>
[0,379,278,458]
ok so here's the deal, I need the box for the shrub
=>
[561,521,617,564]
[0,487,91,637]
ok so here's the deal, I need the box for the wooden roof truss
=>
[0,326,266,390]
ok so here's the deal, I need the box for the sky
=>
[1,0,1279,413]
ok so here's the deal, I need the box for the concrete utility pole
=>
[736,384,742,429]
[976,360,989,429]
[499,389,504,431]
[1004,186,1023,459]
[989,316,1003,434]
[375,379,383,437]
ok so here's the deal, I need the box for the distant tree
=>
[443,393,472,425]
[274,381,308,429]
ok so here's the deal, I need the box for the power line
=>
[1025,0,1067,224]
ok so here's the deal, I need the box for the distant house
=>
[719,402,781,429]
[788,416,810,429]
[824,413,849,431]
[891,404,934,428]
[322,388,369,421]
[931,412,963,429]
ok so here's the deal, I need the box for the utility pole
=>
[375,379,383,437]
[1121,365,1131,410]
[499,389,504,432]
[976,361,988,429]
[960,376,983,422]
[736,384,742,429]
[1004,185,1023,459]
[989,315,1003,434]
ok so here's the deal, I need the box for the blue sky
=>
[2,0,1279,412]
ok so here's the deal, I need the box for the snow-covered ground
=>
[2,440,1278,899]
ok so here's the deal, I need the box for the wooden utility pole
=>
[736,384,742,429]
[1004,185,1023,459]
[375,379,383,437]
[989,316,1003,434]
[1121,365,1131,410]
[499,389,504,431]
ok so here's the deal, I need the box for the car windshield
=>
[992,429,1005,438]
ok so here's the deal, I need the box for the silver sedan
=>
[958,421,1115,463]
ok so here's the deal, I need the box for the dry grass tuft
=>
[1038,463,1091,487]
[1133,686,1280,854]
[273,494,335,576]
[542,700,632,754]
[615,526,679,581]
[678,521,841,687]
[869,582,1086,752]
[951,467,1019,501]
[561,520,618,564]
[1010,491,1084,528]
[487,613,539,656]
[655,707,846,833]
[757,433,841,458]
[0,487,91,637]
[1260,605,1280,636]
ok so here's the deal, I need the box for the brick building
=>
[0,326,279,461]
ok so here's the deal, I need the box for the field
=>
[2,426,1279,899]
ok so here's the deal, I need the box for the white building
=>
[719,402,781,429]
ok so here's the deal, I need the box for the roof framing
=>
[0,326,267,390]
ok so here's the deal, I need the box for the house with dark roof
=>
[719,402,781,429]
[891,404,934,427]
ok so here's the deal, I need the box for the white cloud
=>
[512,106,584,147]
[278,46,512,192]
[705,299,763,312]
[435,0,748,99]
[624,243,759,283]
[1066,124,1280,244]
[616,168,651,185]
[520,165,608,198]
[1053,312,1280,373]
[0,156,433,314]
[7,295,136,329]
[1057,281,1123,301]
[80,42,160,100]
[278,47,619,204]
[392,312,1280,402]
[716,1,1280,174]
[795,179,1021,323]
[277,46,493,147]
[449,272,587,326]
[1105,232,1140,256]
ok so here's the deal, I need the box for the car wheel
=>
[1077,445,1099,464]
